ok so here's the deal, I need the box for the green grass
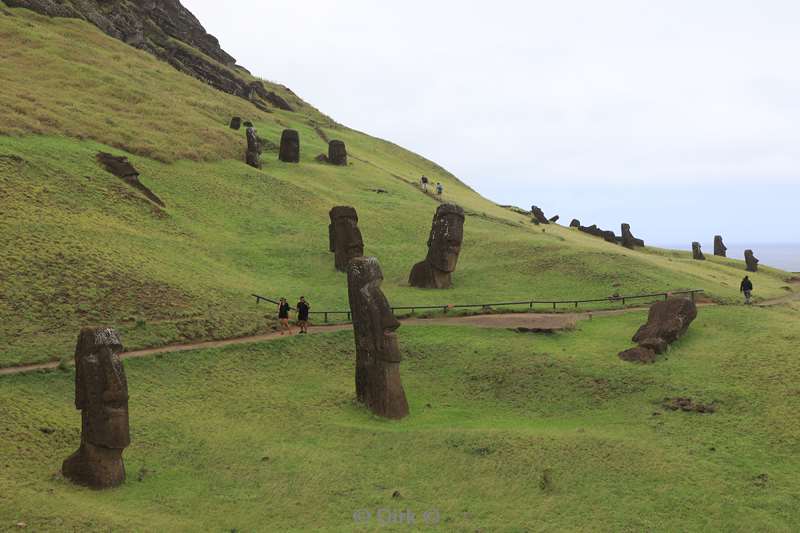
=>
[1,305,799,531]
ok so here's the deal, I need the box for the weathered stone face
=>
[621,223,645,248]
[279,129,300,163]
[245,127,261,169]
[409,204,465,289]
[531,205,549,224]
[329,206,364,271]
[63,327,130,489]
[745,249,759,272]
[714,235,727,257]
[692,242,705,260]
[619,297,697,363]
[328,140,347,166]
[347,257,408,419]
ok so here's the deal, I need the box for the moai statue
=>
[279,129,300,163]
[745,249,759,272]
[548,215,560,223]
[531,205,549,224]
[347,257,409,419]
[714,236,727,257]
[229,116,241,130]
[692,242,706,260]
[569,219,581,228]
[62,328,130,489]
[621,223,645,249]
[329,206,364,272]
[328,140,348,166]
[409,203,465,289]
[245,127,261,169]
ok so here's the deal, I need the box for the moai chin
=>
[347,257,409,419]
[328,140,347,166]
[62,327,130,489]
[329,206,364,272]
[408,204,465,289]
[279,129,300,163]
[714,236,727,257]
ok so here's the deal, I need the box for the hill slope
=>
[0,1,795,367]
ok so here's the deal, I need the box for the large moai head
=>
[745,249,759,272]
[62,327,130,489]
[531,205,549,224]
[229,116,241,130]
[426,203,465,273]
[330,206,364,271]
[328,140,348,166]
[347,257,408,419]
[692,242,705,260]
[714,236,727,257]
[245,127,261,169]
[279,129,300,163]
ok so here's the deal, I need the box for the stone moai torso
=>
[279,129,300,163]
[245,127,261,169]
[329,206,364,271]
[409,203,465,289]
[692,242,705,260]
[714,236,727,257]
[347,257,409,419]
[62,327,130,489]
[229,116,241,130]
[745,249,759,272]
[531,205,549,224]
[328,140,347,166]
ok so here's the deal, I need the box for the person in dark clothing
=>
[740,276,754,305]
[420,175,429,192]
[278,298,292,335]
[296,296,311,334]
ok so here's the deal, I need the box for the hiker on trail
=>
[420,175,429,192]
[278,298,292,335]
[296,296,311,334]
[740,276,754,305]
[435,182,443,196]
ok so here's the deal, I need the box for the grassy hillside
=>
[0,1,796,370]
[2,305,800,531]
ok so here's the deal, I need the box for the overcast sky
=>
[184,0,799,255]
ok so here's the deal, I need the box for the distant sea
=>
[658,243,800,272]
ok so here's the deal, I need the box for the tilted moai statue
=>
[570,219,581,228]
[279,129,300,163]
[409,203,465,289]
[714,236,727,257]
[328,140,347,166]
[692,242,705,260]
[745,249,759,272]
[329,206,364,272]
[621,223,645,249]
[245,127,261,169]
[347,257,409,419]
[531,205,549,224]
[62,328,130,489]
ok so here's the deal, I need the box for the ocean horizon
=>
[656,243,800,272]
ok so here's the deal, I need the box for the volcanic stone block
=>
[621,223,645,249]
[570,219,581,228]
[714,235,727,257]
[245,127,261,169]
[279,129,300,163]
[409,204,465,289]
[229,116,241,130]
[632,298,698,349]
[745,250,759,272]
[347,257,409,419]
[692,242,705,260]
[96,152,164,207]
[328,140,347,166]
[549,215,560,223]
[329,206,364,271]
[531,205,549,224]
[62,328,130,489]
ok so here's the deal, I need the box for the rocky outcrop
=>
[5,0,293,112]
[618,298,698,364]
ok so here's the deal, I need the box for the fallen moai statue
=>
[618,298,698,363]
[531,205,550,224]
[579,224,618,244]
[347,257,409,419]
[63,328,131,489]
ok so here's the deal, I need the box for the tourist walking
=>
[435,182,443,196]
[296,296,311,334]
[740,276,754,305]
[420,175,429,192]
[278,297,292,335]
